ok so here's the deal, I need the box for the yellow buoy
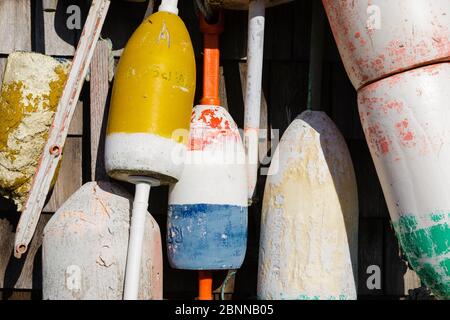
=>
[106,8,196,184]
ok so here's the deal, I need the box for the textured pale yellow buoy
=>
[258,111,359,300]
[0,52,69,210]
[105,10,196,183]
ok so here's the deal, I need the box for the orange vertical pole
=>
[199,13,224,106]
[196,12,224,301]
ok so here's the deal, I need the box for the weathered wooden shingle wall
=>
[0,0,427,300]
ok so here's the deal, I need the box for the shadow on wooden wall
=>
[0,0,431,300]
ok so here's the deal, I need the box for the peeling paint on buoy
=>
[43,182,163,300]
[0,52,70,210]
[105,11,196,184]
[167,105,248,270]
[257,111,358,300]
[358,63,450,299]
[323,0,450,89]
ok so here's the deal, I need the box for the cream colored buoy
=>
[43,182,163,300]
[0,52,69,211]
[257,111,358,300]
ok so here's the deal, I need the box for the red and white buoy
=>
[324,0,450,298]
[358,63,450,299]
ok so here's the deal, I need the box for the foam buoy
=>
[324,0,450,299]
[358,63,450,299]
[0,52,69,210]
[168,106,248,270]
[105,0,196,300]
[257,111,358,300]
[322,0,450,90]
[105,1,196,184]
[258,1,358,299]
[42,39,163,300]
[167,13,248,272]
[43,182,163,300]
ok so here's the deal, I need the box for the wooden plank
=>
[43,137,83,213]
[0,213,51,289]
[68,101,83,136]
[348,139,389,219]
[264,2,294,61]
[358,218,384,296]
[0,290,33,300]
[292,0,312,61]
[0,57,6,83]
[90,40,110,181]
[383,219,422,296]
[269,61,308,136]
[14,0,110,258]
[0,0,31,54]
[43,0,76,56]
[221,61,244,128]
[330,63,364,140]
[221,10,247,60]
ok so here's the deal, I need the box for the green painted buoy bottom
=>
[392,214,450,299]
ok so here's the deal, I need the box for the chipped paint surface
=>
[257,111,358,300]
[107,11,195,140]
[168,105,248,270]
[105,132,186,184]
[323,0,450,89]
[0,52,69,210]
[167,204,247,270]
[105,11,196,184]
[358,63,450,299]
[43,182,163,300]
[392,214,449,298]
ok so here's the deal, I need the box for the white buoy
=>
[257,111,359,300]
[42,182,163,300]
[358,63,450,299]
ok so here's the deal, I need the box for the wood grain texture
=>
[0,0,430,300]
[349,140,389,219]
[0,213,50,289]
[68,101,83,136]
[90,40,110,181]
[0,0,31,54]
[43,0,76,56]
[43,138,83,213]
[0,57,6,83]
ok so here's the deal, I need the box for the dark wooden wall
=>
[0,0,430,300]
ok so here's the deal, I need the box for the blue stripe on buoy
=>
[167,204,248,270]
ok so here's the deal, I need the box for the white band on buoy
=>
[158,0,179,15]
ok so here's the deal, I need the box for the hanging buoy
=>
[43,182,163,300]
[323,0,450,299]
[322,0,450,90]
[258,1,358,300]
[257,111,358,300]
[168,106,248,270]
[105,1,195,184]
[105,0,196,300]
[43,38,163,300]
[0,52,69,211]
[167,13,248,272]
[358,63,450,299]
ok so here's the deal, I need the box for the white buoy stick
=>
[124,177,159,300]
[244,0,265,204]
